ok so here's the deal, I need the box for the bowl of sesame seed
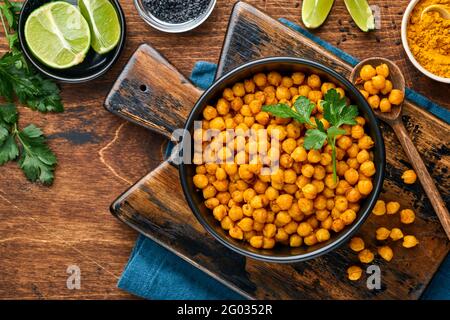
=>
[134,0,216,33]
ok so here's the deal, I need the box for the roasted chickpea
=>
[249,235,264,248]
[223,88,234,101]
[298,198,314,215]
[229,206,244,221]
[302,183,318,200]
[372,75,386,90]
[289,234,303,247]
[282,138,297,154]
[331,219,345,232]
[292,72,305,85]
[351,125,365,140]
[307,149,321,163]
[400,209,415,224]
[401,170,417,184]
[357,179,373,196]
[307,74,321,89]
[345,188,361,203]
[232,83,246,97]
[262,223,276,238]
[360,65,377,81]
[291,146,308,162]
[284,221,299,235]
[358,249,375,264]
[275,211,292,227]
[335,87,346,98]
[386,201,400,215]
[367,95,380,109]
[347,266,363,281]
[242,204,253,217]
[364,81,379,95]
[341,209,357,225]
[380,79,393,95]
[389,89,404,105]
[403,235,419,248]
[275,228,289,242]
[304,234,318,246]
[253,208,268,224]
[334,196,348,212]
[376,63,390,78]
[315,228,330,242]
[221,216,234,230]
[356,150,370,164]
[376,227,391,240]
[301,164,315,178]
[268,71,282,86]
[379,98,392,113]
[359,89,370,99]
[244,79,256,93]
[297,222,313,237]
[372,200,386,216]
[390,228,404,241]
[203,185,217,199]
[336,180,352,195]
[205,198,220,210]
[229,226,244,240]
[253,73,267,87]
[349,237,365,252]
[238,217,254,232]
[360,160,376,176]
[378,246,394,262]
[344,168,359,185]
[308,90,323,103]
[193,174,209,189]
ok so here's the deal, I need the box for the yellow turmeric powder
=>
[407,0,450,78]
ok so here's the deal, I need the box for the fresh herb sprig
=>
[0,0,63,185]
[262,89,359,182]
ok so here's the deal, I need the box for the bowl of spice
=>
[401,0,450,83]
[134,0,216,33]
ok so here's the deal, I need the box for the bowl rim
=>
[17,0,127,84]
[179,57,386,263]
[401,0,450,84]
[133,0,217,33]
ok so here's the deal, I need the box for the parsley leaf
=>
[17,125,57,185]
[262,104,303,121]
[293,96,315,126]
[304,129,327,150]
[322,89,358,128]
[0,134,18,165]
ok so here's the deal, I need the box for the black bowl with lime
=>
[18,0,126,83]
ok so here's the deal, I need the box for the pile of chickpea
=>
[357,63,404,113]
[347,200,419,281]
[192,71,376,250]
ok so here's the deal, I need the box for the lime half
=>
[302,0,335,29]
[25,2,91,69]
[344,0,375,32]
[78,0,121,55]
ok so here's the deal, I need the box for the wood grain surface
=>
[109,2,449,300]
[0,0,448,300]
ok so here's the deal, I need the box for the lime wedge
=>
[302,0,335,29]
[25,2,91,69]
[78,0,121,55]
[344,0,375,32]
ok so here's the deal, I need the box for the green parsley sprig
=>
[262,89,359,182]
[0,0,63,184]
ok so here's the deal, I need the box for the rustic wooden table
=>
[0,0,448,300]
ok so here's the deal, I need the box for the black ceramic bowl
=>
[180,57,385,263]
[18,0,126,83]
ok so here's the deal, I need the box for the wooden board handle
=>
[392,120,450,239]
[104,44,203,139]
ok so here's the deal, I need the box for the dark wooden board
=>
[107,2,449,300]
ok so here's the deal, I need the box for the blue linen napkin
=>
[118,20,450,300]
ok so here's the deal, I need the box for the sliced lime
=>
[25,2,91,69]
[344,0,375,32]
[302,0,335,29]
[78,0,121,55]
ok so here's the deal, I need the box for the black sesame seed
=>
[143,0,211,24]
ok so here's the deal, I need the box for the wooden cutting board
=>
[104,2,449,299]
